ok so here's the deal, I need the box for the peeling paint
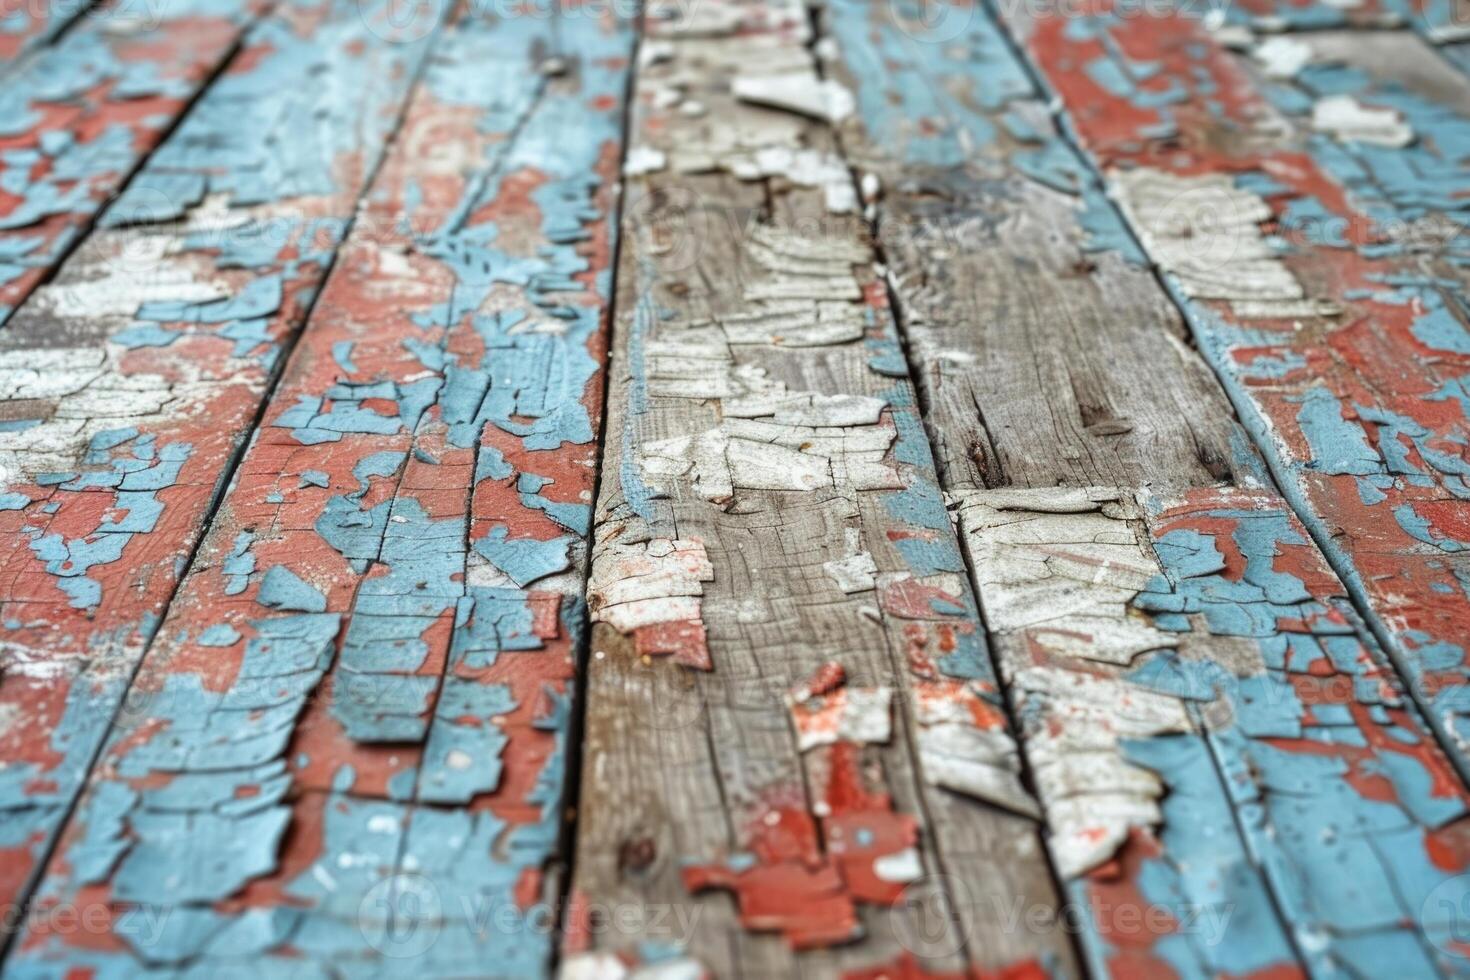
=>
[960,484,1470,975]
[0,0,269,326]
[732,72,856,124]
[786,663,892,751]
[5,3,633,974]
[1111,168,1305,315]
[1312,93,1415,146]
[588,538,713,669]
[1014,5,1470,794]
[573,1,1059,973]
[0,0,448,931]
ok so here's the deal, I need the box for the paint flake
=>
[1312,94,1414,147]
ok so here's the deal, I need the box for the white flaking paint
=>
[623,145,668,176]
[559,953,628,980]
[1252,36,1312,80]
[726,146,857,213]
[732,72,855,124]
[872,847,922,883]
[628,27,857,213]
[641,418,899,502]
[36,241,229,319]
[788,683,893,751]
[1110,167,1306,317]
[1013,666,1190,878]
[0,346,214,485]
[635,39,673,67]
[823,551,877,593]
[631,959,708,980]
[708,301,866,347]
[587,537,714,634]
[962,489,1177,666]
[913,679,1040,819]
[637,227,898,502]
[1311,94,1415,148]
[957,488,1197,878]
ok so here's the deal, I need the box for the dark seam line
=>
[547,0,646,969]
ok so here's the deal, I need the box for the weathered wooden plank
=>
[825,0,1241,494]
[1005,6,1470,790]
[0,0,273,326]
[0,0,444,938]
[563,2,1078,977]
[3,5,634,974]
[830,2,1470,975]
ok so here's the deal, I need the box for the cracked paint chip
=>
[959,488,1193,877]
[0,7,632,975]
[823,551,876,593]
[732,72,856,124]
[912,678,1039,820]
[787,664,892,751]
[1311,94,1414,147]
[588,537,714,669]
[962,487,1178,666]
[1109,167,1305,315]
[1014,665,1190,877]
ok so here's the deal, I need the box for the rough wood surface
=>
[832,2,1470,976]
[1004,5,1470,795]
[564,2,1078,977]
[7,2,1470,977]
[826,0,1242,494]
[959,484,1470,977]
[0,0,444,933]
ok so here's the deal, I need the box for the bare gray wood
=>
[565,2,1078,976]
[824,5,1242,494]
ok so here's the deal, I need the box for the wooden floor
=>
[5,0,1470,975]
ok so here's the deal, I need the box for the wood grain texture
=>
[956,482,1470,977]
[564,2,1078,977]
[0,0,444,939]
[826,0,1242,494]
[832,2,1470,976]
[7,3,1470,978]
